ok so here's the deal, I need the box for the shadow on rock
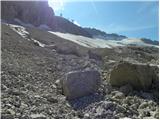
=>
[68,92,104,110]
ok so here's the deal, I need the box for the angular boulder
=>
[62,70,101,99]
[55,45,81,57]
[88,50,102,61]
[109,61,158,90]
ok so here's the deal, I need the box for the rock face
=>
[52,16,92,37]
[1,1,54,27]
[62,70,101,99]
[109,61,158,90]
[1,1,92,38]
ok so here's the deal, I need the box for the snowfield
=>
[9,24,46,47]
[49,31,124,48]
[9,24,30,40]
[7,23,158,49]
[49,31,158,48]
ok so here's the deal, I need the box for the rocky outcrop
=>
[84,27,127,40]
[84,28,107,37]
[88,50,102,61]
[109,61,158,90]
[1,1,54,27]
[53,43,82,57]
[141,38,159,45]
[52,16,92,37]
[62,70,101,99]
[1,1,92,38]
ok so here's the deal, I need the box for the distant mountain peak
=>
[141,38,159,45]
[84,27,127,41]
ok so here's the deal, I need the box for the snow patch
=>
[8,24,46,48]
[48,31,158,49]
[121,38,159,48]
[7,23,158,49]
[73,21,81,26]
[48,31,114,48]
[32,39,46,47]
[9,24,30,40]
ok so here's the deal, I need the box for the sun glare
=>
[48,0,64,11]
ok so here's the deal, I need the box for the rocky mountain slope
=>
[1,1,159,119]
[84,27,159,45]
[141,38,159,45]
[84,27,127,40]
[1,1,55,27]
[1,23,159,119]
[2,1,158,44]
[49,32,159,48]
[52,16,92,37]
[1,1,92,38]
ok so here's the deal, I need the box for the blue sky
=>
[48,0,159,41]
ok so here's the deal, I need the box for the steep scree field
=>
[1,23,159,119]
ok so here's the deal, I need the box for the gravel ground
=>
[1,23,159,119]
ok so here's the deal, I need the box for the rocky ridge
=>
[1,1,92,38]
[84,27,127,40]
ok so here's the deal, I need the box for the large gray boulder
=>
[88,50,102,61]
[62,70,101,99]
[109,61,158,90]
[55,45,81,57]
